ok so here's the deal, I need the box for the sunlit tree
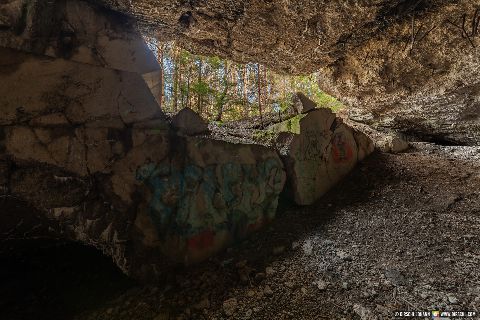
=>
[146,39,343,122]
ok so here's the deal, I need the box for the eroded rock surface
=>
[87,0,480,144]
[0,0,159,74]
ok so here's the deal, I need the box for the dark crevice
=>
[402,130,468,146]
[376,0,432,23]
[0,240,135,320]
[179,11,195,29]
[426,137,466,146]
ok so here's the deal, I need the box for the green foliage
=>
[212,120,224,126]
[153,40,345,121]
[252,129,277,144]
[314,92,344,112]
[179,50,192,63]
[269,115,304,134]
[191,81,211,96]
[207,56,223,69]
[285,74,344,112]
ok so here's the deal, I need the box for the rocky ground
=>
[2,144,480,320]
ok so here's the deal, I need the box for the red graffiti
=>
[187,230,215,250]
[247,219,264,232]
[332,134,353,163]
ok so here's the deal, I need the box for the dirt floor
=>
[2,144,479,320]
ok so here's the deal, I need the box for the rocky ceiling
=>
[0,0,480,144]
[90,0,480,144]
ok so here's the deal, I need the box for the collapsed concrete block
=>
[171,107,209,136]
[270,108,373,206]
[133,137,286,268]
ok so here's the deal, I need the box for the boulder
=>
[134,137,286,268]
[353,130,375,162]
[270,108,373,206]
[377,134,409,154]
[171,107,209,136]
[291,92,317,114]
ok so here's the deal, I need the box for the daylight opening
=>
[145,39,344,123]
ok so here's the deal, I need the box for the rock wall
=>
[0,0,159,74]
[0,1,288,280]
[0,46,287,280]
[0,44,163,278]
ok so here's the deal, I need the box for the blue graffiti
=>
[136,156,284,243]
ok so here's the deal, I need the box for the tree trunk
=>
[215,61,229,121]
[179,56,184,109]
[173,47,179,113]
[243,65,248,118]
[263,66,268,111]
[186,65,191,109]
[257,63,263,127]
[197,59,203,114]
[158,43,164,110]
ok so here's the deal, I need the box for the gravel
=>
[77,147,480,320]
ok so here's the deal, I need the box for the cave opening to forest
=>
[144,39,344,123]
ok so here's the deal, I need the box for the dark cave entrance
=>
[0,239,135,320]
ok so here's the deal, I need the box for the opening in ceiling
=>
[144,38,344,123]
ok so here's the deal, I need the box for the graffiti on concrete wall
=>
[331,132,354,163]
[136,156,284,259]
[296,129,329,161]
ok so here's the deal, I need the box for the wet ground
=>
[2,144,479,320]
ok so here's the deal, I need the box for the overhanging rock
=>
[86,0,480,144]
[271,108,373,206]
